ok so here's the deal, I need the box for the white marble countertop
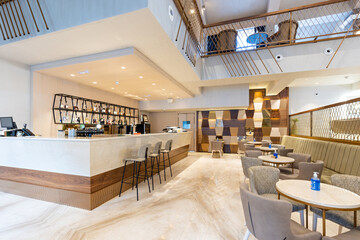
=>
[0,132,191,142]
[276,180,360,210]
[259,156,294,164]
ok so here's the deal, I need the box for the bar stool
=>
[149,141,162,190]
[160,139,173,181]
[119,144,151,201]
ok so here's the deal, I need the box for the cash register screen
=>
[0,117,14,129]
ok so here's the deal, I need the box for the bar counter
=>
[0,132,191,209]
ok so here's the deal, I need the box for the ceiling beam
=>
[266,78,294,95]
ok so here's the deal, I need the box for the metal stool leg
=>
[163,152,167,181]
[135,162,139,201]
[167,152,172,177]
[119,160,127,197]
[131,161,135,190]
[150,157,155,190]
[156,155,161,184]
[144,159,151,193]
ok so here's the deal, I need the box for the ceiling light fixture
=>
[111,87,115,90]
[139,76,143,79]
[124,91,128,94]
[92,82,97,84]
[70,74,75,77]
[121,66,126,69]
[152,83,156,86]
[190,9,195,14]
[115,81,119,85]
[162,88,166,91]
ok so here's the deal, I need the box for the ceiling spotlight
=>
[70,74,75,77]
[115,81,119,85]
[111,87,115,90]
[121,66,126,69]
[152,83,156,86]
[124,91,128,94]
[139,76,143,79]
[92,82,97,84]
[162,88,166,91]
[190,9,195,14]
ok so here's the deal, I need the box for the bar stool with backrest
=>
[161,139,173,181]
[119,144,151,201]
[149,141,162,190]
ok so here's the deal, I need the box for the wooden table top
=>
[259,147,278,152]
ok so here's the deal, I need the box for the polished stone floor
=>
[0,153,345,240]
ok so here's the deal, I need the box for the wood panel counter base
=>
[0,145,189,210]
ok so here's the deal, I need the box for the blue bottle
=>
[311,172,320,191]
[273,152,278,159]
[269,143,272,148]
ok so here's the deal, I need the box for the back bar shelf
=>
[52,94,139,126]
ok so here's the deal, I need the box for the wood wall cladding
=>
[197,88,289,153]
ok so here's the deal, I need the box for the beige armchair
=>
[238,139,247,154]
[261,141,270,147]
[248,166,306,226]
[311,174,360,232]
[240,183,322,240]
[280,153,312,175]
[240,156,262,182]
[245,150,262,158]
[210,141,223,158]
[267,20,299,45]
[280,161,324,180]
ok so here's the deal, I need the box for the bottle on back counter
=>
[311,172,320,191]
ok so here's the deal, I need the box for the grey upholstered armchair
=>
[311,174,360,232]
[322,227,360,240]
[248,166,306,226]
[280,153,312,175]
[278,148,294,156]
[238,139,247,154]
[261,141,269,147]
[240,183,322,240]
[245,150,262,158]
[280,161,324,180]
[240,156,262,182]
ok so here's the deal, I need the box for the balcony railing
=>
[173,0,360,73]
[289,97,360,144]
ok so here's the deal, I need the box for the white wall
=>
[32,72,139,137]
[140,84,249,111]
[0,58,30,128]
[289,84,357,114]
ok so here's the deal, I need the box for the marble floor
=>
[0,153,345,240]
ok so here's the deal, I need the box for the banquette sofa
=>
[281,136,360,183]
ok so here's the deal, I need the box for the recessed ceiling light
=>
[124,91,128,94]
[70,74,75,77]
[79,70,89,75]
[162,88,166,91]
[115,81,119,85]
[139,76,143,79]
[121,66,126,69]
[190,9,195,14]
[92,82,97,84]
[170,92,174,95]
[152,83,156,86]
[111,87,115,90]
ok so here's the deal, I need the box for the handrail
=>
[290,97,360,116]
[204,0,349,28]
